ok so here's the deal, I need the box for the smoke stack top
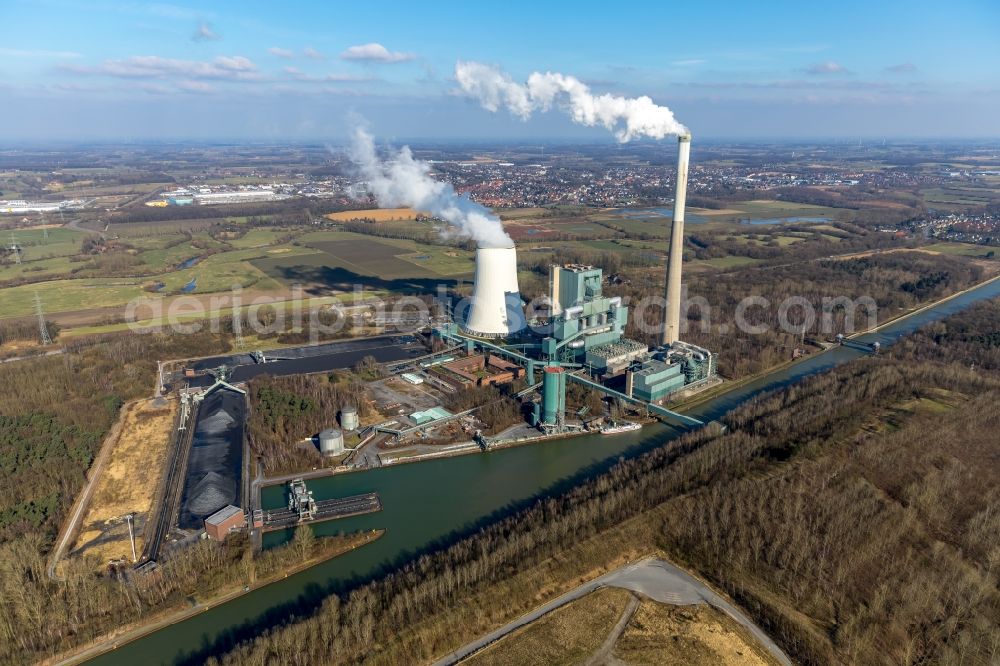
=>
[349,127,513,249]
[455,61,688,143]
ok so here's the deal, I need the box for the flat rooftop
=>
[205,504,243,526]
[559,263,598,273]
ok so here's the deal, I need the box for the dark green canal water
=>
[90,278,1000,665]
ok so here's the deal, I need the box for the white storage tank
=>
[340,406,359,431]
[318,428,344,455]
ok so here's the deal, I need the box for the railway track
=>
[139,402,194,565]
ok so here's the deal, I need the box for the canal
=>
[90,277,1000,665]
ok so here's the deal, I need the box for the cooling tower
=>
[462,245,527,338]
[662,133,691,346]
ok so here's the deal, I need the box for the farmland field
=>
[253,233,473,294]
[325,208,423,222]
[690,256,763,269]
[300,230,475,274]
[605,200,848,228]
[921,241,996,257]
[308,239,438,278]
[0,245,290,317]
[921,187,996,207]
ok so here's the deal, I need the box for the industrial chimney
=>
[662,133,691,346]
[462,244,527,338]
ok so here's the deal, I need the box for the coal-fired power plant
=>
[662,133,691,346]
[462,245,527,338]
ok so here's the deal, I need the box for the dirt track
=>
[433,558,791,666]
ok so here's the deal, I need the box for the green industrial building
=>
[627,359,687,402]
[409,406,453,425]
[547,264,645,372]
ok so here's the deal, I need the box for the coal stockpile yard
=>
[189,335,426,386]
[178,387,246,529]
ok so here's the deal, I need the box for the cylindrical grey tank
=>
[340,406,359,431]
[318,428,344,455]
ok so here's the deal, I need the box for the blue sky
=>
[1,0,998,141]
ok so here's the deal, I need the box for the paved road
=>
[432,557,791,666]
[66,217,104,238]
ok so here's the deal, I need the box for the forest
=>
[201,298,1000,666]
[0,521,367,663]
[247,370,375,474]
[0,331,228,545]
[622,250,986,378]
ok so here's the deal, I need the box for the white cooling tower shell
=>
[462,245,527,338]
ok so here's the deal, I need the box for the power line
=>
[34,292,53,345]
[9,232,21,265]
[232,304,245,349]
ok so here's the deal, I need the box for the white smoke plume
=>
[455,61,688,142]
[349,127,513,248]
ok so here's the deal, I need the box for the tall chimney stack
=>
[662,133,691,346]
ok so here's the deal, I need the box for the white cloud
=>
[340,43,414,63]
[303,47,325,60]
[177,80,214,93]
[192,22,221,42]
[672,59,706,66]
[64,55,260,80]
[137,82,172,94]
[886,62,917,74]
[0,48,82,59]
[283,66,372,83]
[268,47,294,58]
[806,61,849,75]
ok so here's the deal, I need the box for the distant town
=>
[3,141,999,246]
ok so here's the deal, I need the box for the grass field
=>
[771,235,806,246]
[0,255,78,283]
[690,256,763,269]
[308,239,438,278]
[603,200,848,228]
[0,227,90,281]
[466,587,633,666]
[101,217,240,237]
[0,244,293,317]
[922,241,997,257]
[301,229,475,274]
[58,293,358,338]
[921,187,995,206]
[1,224,475,317]
[254,232,474,294]
[4,226,87,257]
[226,229,288,248]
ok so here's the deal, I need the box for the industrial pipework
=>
[662,133,691,346]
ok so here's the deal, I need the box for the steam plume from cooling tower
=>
[455,61,687,142]
[349,127,513,248]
